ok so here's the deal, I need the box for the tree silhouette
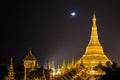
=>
[100,61,120,80]
[0,65,8,80]
[14,64,24,80]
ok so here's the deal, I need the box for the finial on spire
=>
[10,57,13,70]
[72,57,75,66]
[52,57,55,68]
[57,64,60,69]
[29,48,32,52]
[11,57,13,64]
[92,11,96,24]
[47,59,50,69]
[28,48,32,56]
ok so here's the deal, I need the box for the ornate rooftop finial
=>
[72,57,75,67]
[10,57,13,71]
[24,48,36,60]
[88,11,101,46]
[52,57,55,68]
[47,59,50,69]
[92,11,96,24]
[28,48,32,56]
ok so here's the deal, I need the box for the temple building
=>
[22,12,112,80]
[4,57,15,80]
[76,12,111,68]
[54,12,112,80]
[23,48,39,80]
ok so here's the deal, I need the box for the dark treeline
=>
[100,61,120,80]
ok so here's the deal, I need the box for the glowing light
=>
[71,12,76,16]
[56,69,61,75]
[51,67,61,76]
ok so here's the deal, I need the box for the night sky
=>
[1,0,120,66]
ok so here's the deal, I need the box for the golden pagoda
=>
[76,12,111,68]
[4,57,15,80]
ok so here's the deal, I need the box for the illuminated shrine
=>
[4,57,15,80]
[76,13,111,68]
[22,12,112,80]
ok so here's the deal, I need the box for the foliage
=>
[0,65,8,80]
[29,66,50,80]
[14,64,24,80]
[100,61,120,80]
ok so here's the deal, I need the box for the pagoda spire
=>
[88,12,101,46]
[24,48,36,60]
[61,59,66,74]
[4,57,15,80]
[92,12,96,24]
[10,57,13,71]
[47,59,50,70]
[76,12,111,68]
[72,57,75,66]
[9,57,14,77]
[57,64,60,70]
[52,57,55,68]
[85,12,104,55]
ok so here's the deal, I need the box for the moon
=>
[71,12,76,16]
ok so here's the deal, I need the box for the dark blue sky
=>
[0,0,120,66]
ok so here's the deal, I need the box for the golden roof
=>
[24,48,36,60]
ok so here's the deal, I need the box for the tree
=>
[14,64,24,80]
[0,65,8,80]
[100,61,120,80]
